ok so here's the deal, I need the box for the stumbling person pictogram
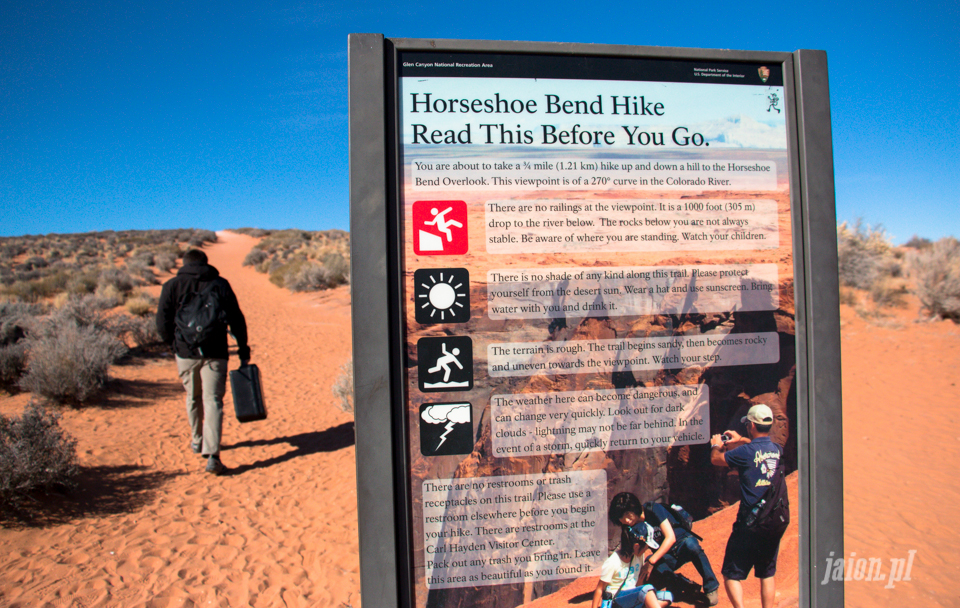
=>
[417,336,473,392]
[413,200,468,255]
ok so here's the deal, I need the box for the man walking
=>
[157,248,250,475]
[710,403,789,608]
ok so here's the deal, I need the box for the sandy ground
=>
[1,232,958,607]
[0,232,358,607]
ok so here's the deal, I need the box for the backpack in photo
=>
[741,461,790,535]
[644,501,703,541]
[175,282,224,355]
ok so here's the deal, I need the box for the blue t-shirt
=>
[641,502,690,545]
[724,436,782,515]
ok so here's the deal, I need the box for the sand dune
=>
[1,232,957,606]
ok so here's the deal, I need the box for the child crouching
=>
[591,527,674,608]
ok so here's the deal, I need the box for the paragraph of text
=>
[487,264,778,319]
[422,470,607,589]
[412,158,777,191]
[488,332,779,378]
[485,199,778,253]
[491,385,709,457]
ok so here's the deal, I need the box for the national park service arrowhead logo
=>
[758,66,771,83]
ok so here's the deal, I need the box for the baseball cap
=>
[741,404,774,425]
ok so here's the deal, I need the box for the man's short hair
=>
[753,422,773,433]
[183,249,208,265]
[609,492,643,525]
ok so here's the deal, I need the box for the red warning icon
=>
[412,200,468,256]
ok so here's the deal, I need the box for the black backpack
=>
[174,282,224,355]
[741,462,790,536]
[644,502,703,541]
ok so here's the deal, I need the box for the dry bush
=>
[243,249,269,267]
[97,267,136,294]
[0,401,79,510]
[910,237,960,321]
[244,229,350,292]
[124,293,155,317]
[20,316,127,405]
[0,344,28,393]
[332,359,354,414]
[837,220,900,291]
[113,315,163,351]
[232,228,272,238]
[155,251,178,273]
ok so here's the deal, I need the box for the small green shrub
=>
[0,401,79,509]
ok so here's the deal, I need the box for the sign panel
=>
[395,51,800,608]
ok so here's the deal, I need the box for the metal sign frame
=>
[349,34,841,608]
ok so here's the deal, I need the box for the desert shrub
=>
[910,237,960,321]
[130,250,155,266]
[869,277,907,308]
[0,344,28,392]
[196,230,217,243]
[232,228,272,238]
[93,284,125,308]
[113,315,162,350]
[20,256,48,271]
[124,293,154,317]
[97,267,136,294]
[243,249,269,267]
[66,269,99,296]
[0,302,38,346]
[20,317,127,404]
[126,260,159,285]
[332,359,354,414]
[243,229,350,292]
[904,235,932,250]
[837,220,901,291]
[268,257,309,288]
[155,251,177,273]
[0,401,79,509]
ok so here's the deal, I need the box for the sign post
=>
[350,35,841,608]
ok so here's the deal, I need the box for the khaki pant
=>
[176,356,227,456]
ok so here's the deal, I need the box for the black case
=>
[230,363,267,423]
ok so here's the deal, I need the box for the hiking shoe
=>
[190,440,202,454]
[705,589,719,606]
[205,455,226,476]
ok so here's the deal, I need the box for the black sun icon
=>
[414,268,470,324]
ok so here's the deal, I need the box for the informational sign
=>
[395,51,800,608]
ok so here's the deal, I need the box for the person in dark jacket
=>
[157,249,250,475]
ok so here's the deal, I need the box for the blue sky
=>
[1,0,957,243]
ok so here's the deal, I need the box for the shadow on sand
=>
[223,421,355,475]
[1,464,184,528]
[95,377,184,409]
